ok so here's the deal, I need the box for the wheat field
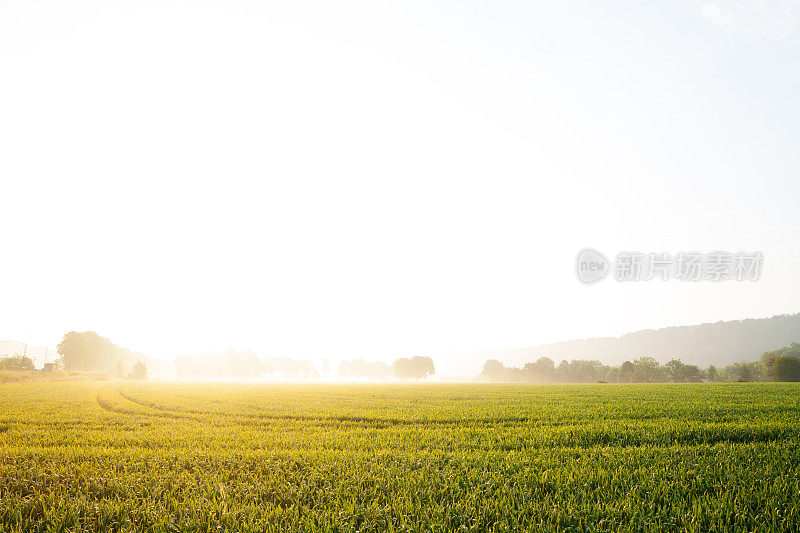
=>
[1,382,799,531]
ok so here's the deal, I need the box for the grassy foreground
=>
[1,382,799,531]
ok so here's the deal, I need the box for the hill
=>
[488,312,800,368]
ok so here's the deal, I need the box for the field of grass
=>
[1,382,799,531]
[0,370,109,384]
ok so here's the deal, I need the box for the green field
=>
[1,383,799,531]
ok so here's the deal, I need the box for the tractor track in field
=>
[96,388,199,421]
[94,387,800,448]
[99,386,532,428]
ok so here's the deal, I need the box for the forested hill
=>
[490,313,800,368]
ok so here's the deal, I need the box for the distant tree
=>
[0,355,34,371]
[736,364,752,382]
[665,359,682,382]
[480,359,507,381]
[128,360,148,380]
[665,359,703,383]
[115,360,126,378]
[493,313,800,369]
[631,356,665,383]
[683,365,703,382]
[244,352,320,380]
[706,365,718,382]
[393,356,435,380]
[561,359,605,383]
[761,341,800,362]
[174,352,323,380]
[556,360,570,382]
[722,361,763,382]
[478,357,612,383]
[524,357,555,382]
[56,331,144,373]
[761,343,800,381]
[766,356,800,382]
[619,360,635,383]
[57,331,111,372]
[603,366,620,383]
[280,358,317,379]
[225,349,263,378]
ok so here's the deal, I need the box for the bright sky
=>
[1,1,799,375]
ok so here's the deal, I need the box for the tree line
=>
[501,312,800,368]
[0,332,149,380]
[3,331,437,381]
[55,331,148,379]
[174,351,321,380]
[339,356,435,380]
[175,351,435,380]
[479,341,800,383]
[0,355,35,371]
[11,330,800,383]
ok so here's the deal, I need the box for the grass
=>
[1,382,799,531]
[0,370,110,384]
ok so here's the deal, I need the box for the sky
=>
[1,0,799,375]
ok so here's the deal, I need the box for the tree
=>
[225,349,264,378]
[762,343,800,381]
[766,355,800,382]
[723,361,762,382]
[128,360,148,380]
[0,355,34,371]
[393,356,435,380]
[558,359,604,383]
[56,331,144,373]
[115,360,126,378]
[736,363,752,382]
[681,364,702,383]
[57,331,110,372]
[480,359,507,381]
[602,366,620,383]
[665,359,703,383]
[524,357,555,382]
[556,360,570,382]
[619,361,635,383]
[631,357,665,383]
[363,361,392,379]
